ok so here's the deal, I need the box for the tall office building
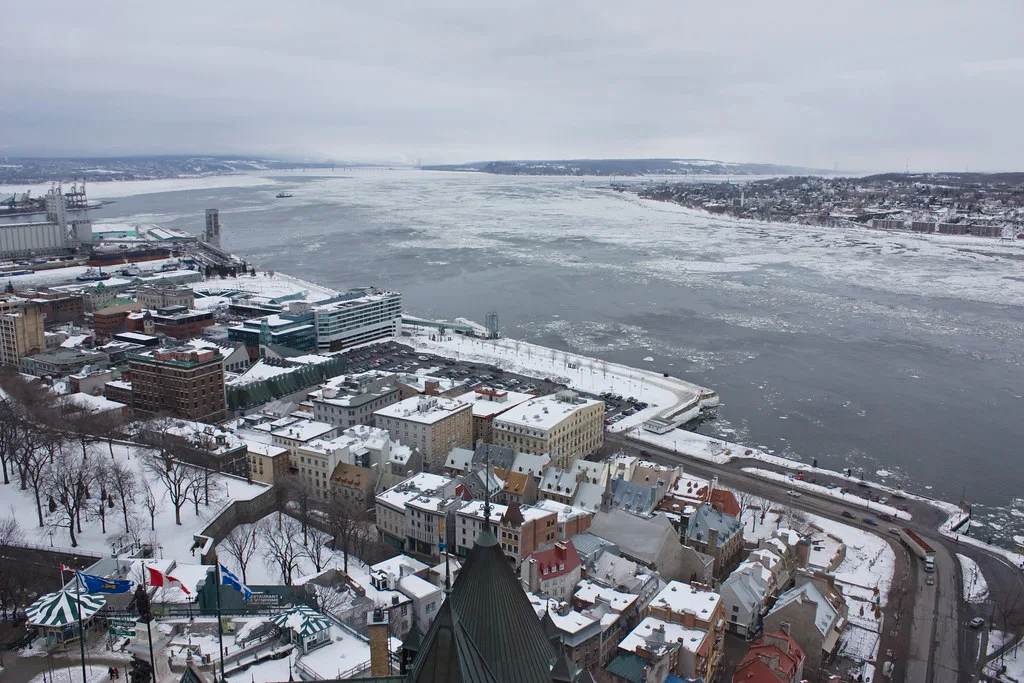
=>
[0,297,46,366]
[204,208,221,248]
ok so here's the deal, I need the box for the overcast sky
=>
[2,2,1022,171]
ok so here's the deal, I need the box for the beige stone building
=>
[244,441,290,486]
[491,391,604,468]
[0,297,45,366]
[374,395,472,471]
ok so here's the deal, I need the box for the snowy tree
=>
[108,459,138,532]
[142,485,160,531]
[303,526,333,573]
[327,497,368,575]
[16,427,49,528]
[264,517,303,585]
[0,400,17,485]
[221,521,262,584]
[46,447,96,547]
[282,474,316,545]
[143,426,196,526]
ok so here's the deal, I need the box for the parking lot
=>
[337,341,649,430]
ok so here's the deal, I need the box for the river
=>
[17,169,1024,540]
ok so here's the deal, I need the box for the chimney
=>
[707,527,718,549]
[367,608,391,677]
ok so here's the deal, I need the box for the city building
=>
[312,288,402,352]
[330,462,377,508]
[227,310,317,357]
[375,472,457,551]
[521,540,582,600]
[271,419,339,456]
[374,395,472,470]
[647,580,726,680]
[762,571,848,678]
[136,419,247,476]
[608,616,715,683]
[137,284,195,310]
[21,348,108,377]
[491,391,604,467]
[136,306,214,340]
[203,208,221,248]
[0,296,45,366]
[682,503,744,579]
[452,386,535,444]
[720,561,772,638]
[310,371,402,428]
[22,290,85,327]
[92,302,143,341]
[128,347,227,422]
[453,500,559,566]
[731,630,806,683]
[243,440,289,486]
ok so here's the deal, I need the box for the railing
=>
[6,540,103,559]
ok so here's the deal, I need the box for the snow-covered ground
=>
[741,467,910,519]
[194,271,340,304]
[957,553,990,604]
[0,441,268,565]
[0,257,183,289]
[27,665,109,683]
[216,514,342,586]
[986,638,1024,681]
[403,327,713,433]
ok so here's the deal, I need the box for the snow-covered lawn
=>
[986,638,1024,681]
[0,441,268,566]
[741,467,910,519]
[216,513,344,586]
[957,553,990,604]
[403,327,713,432]
[195,271,340,305]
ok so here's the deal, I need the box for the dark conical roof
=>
[550,654,579,683]
[408,529,557,683]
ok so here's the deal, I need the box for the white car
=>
[787,490,802,498]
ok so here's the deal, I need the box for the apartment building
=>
[451,386,535,444]
[491,391,604,467]
[136,284,195,310]
[0,296,45,366]
[375,473,458,552]
[128,347,227,422]
[374,395,472,470]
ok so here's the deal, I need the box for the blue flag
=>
[220,564,252,601]
[77,571,133,594]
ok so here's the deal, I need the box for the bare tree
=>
[46,447,95,547]
[16,427,50,528]
[303,526,333,573]
[994,585,1024,666]
[0,513,22,547]
[93,459,113,534]
[282,474,316,545]
[328,497,370,575]
[221,521,262,584]
[144,438,194,526]
[108,459,138,532]
[758,497,772,526]
[264,516,303,585]
[0,400,17,485]
[142,485,160,531]
[0,512,26,620]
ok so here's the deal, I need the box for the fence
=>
[6,540,103,560]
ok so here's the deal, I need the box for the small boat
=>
[276,192,294,199]
[119,265,141,277]
[76,267,111,282]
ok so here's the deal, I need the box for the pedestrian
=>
[108,667,115,679]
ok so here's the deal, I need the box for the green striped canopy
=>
[26,590,106,627]
[271,606,330,639]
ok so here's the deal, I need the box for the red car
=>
[796,473,805,480]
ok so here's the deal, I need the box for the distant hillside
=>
[423,158,828,177]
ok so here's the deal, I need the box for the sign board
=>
[108,618,137,637]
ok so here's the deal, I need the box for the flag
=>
[59,564,74,572]
[147,566,191,595]
[77,571,133,594]
[219,565,252,601]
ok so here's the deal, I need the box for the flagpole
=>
[215,563,225,683]
[142,562,156,683]
[74,573,87,683]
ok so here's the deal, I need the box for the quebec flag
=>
[219,564,252,601]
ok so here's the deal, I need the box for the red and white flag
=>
[147,566,191,595]
[59,564,73,572]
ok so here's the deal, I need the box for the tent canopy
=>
[26,590,106,627]
[271,606,330,638]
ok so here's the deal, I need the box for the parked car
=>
[926,575,935,586]
[796,473,805,481]
[879,513,894,522]
[899,504,910,512]
[863,517,879,526]
[970,617,985,629]
[841,511,855,519]
[786,490,802,498]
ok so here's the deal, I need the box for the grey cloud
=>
[1,1,1022,170]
